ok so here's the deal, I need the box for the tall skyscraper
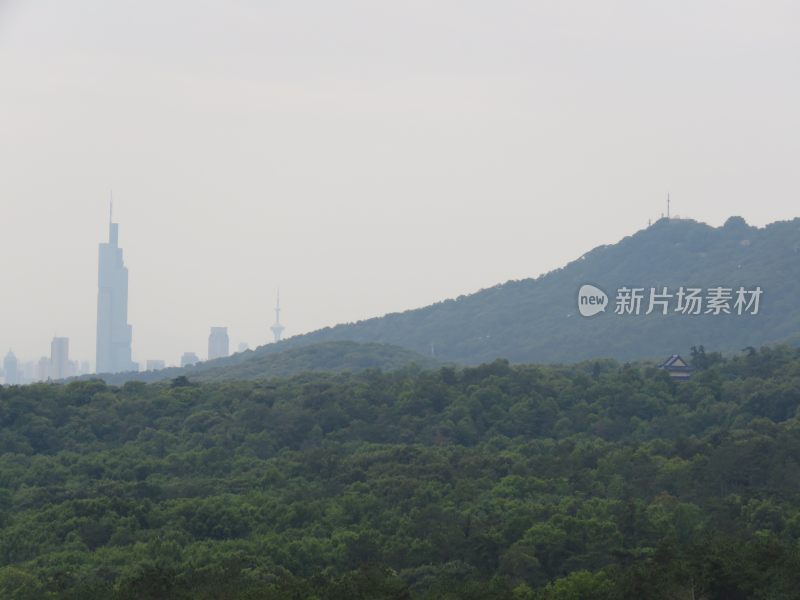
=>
[3,350,19,385]
[50,337,71,380]
[208,327,229,360]
[96,207,137,374]
[271,290,285,343]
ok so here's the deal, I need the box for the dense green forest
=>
[199,217,798,367]
[3,345,800,598]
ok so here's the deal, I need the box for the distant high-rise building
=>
[50,337,71,380]
[96,206,138,374]
[146,360,166,371]
[36,357,49,382]
[3,350,19,385]
[208,327,229,360]
[22,360,38,383]
[271,290,285,343]
[180,352,200,367]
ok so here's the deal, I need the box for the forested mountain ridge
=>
[3,345,800,598]
[91,341,439,385]
[240,216,800,365]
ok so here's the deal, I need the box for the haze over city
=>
[1,0,798,367]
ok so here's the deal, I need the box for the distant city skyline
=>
[0,336,91,384]
[1,1,798,364]
[1,209,285,372]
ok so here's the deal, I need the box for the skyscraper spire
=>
[96,204,136,374]
[271,290,285,343]
[108,191,119,245]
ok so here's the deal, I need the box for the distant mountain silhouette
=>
[255,216,800,364]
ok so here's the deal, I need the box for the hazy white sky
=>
[1,0,798,366]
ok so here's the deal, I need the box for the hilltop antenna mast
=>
[667,193,671,219]
[270,290,285,343]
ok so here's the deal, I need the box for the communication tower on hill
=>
[271,290,285,343]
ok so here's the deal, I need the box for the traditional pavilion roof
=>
[659,354,694,378]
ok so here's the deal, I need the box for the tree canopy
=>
[2,345,800,598]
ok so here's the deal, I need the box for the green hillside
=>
[3,346,800,598]
[251,216,800,364]
[93,341,439,385]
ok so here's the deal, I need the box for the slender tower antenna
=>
[270,289,285,343]
[107,191,119,245]
[667,193,671,219]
